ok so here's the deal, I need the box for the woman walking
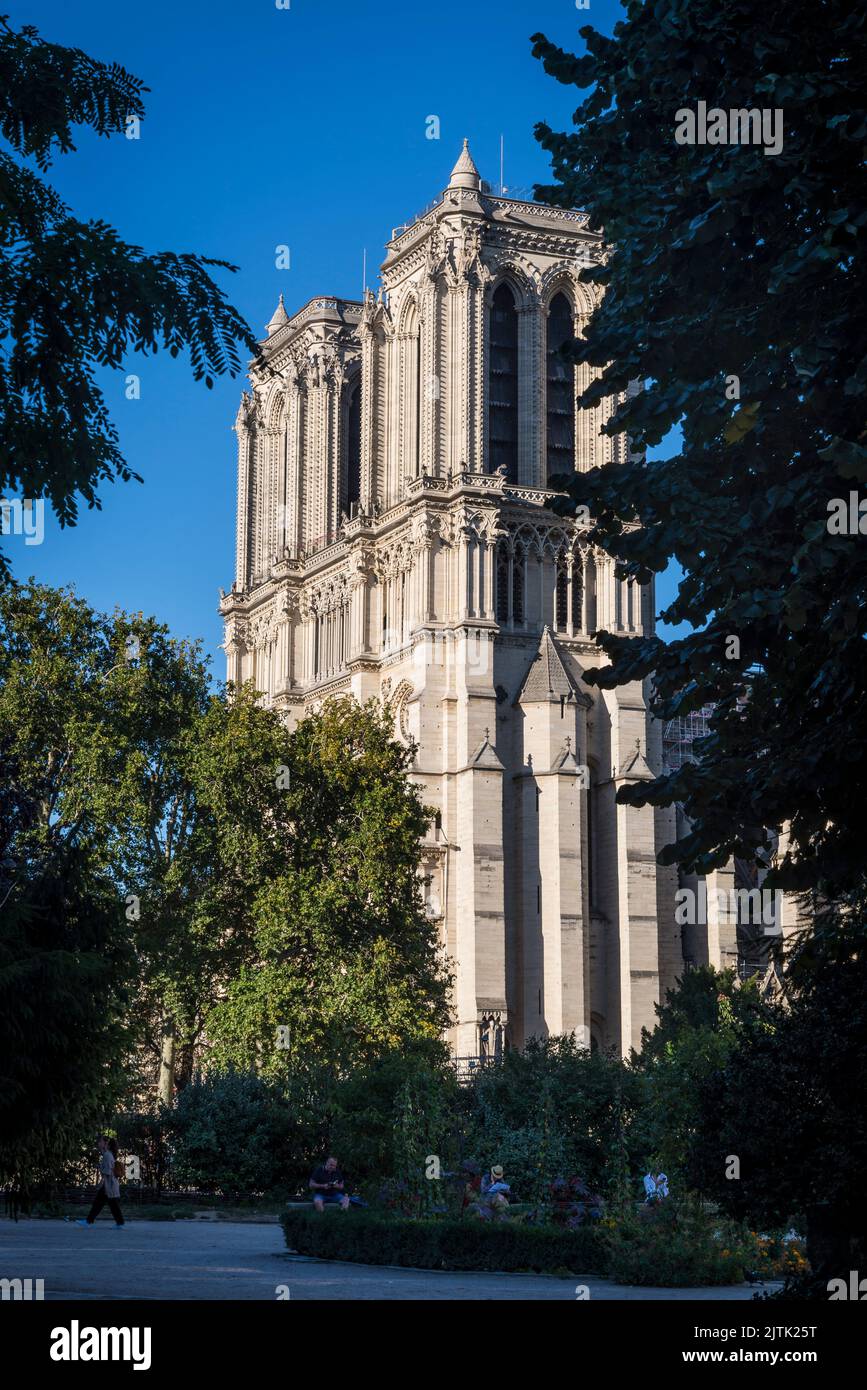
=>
[76,1135,125,1227]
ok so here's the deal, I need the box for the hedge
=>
[281,1208,608,1274]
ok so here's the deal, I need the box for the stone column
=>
[300,600,315,684]
[481,530,495,621]
[454,702,507,1056]
[348,548,374,658]
[285,380,303,554]
[458,517,472,621]
[234,414,252,588]
[383,333,400,507]
[705,865,739,972]
[359,323,377,510]
[606,693,661,1055]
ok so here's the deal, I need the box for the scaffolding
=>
[662,703,715,774]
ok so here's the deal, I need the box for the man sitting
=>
[480,1164,512,1218]
[309,1155,350,1212]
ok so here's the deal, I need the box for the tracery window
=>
[489,283,519,480]
[556,566,568,630]
[496,545,509,624]
[346,378,362,512]
[546,292,576,485]
[512,546,525,626]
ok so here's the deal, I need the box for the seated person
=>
[309,1155,350,1212]
[480,1164,511,1217]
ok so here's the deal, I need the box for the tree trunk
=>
[174,1041,195,1093]
[158,1017,176,1107]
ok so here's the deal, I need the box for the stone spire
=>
[518,626,590,706]
[465,726,504,771]
[448,138,481,192]
[266,293,289,336]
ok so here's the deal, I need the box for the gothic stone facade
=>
[220,143,691,1058]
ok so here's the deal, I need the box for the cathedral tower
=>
[221,143,683,1057]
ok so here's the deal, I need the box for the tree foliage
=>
[465,1036,646,1199]
[165,1070,306,1198]
[0,581,267,1104]
[633,965,771,1186]
[684,901,867,1233]
[0,841,133,1191]
[0,13,260,573]
[0,585,451,1158]
[206,697,451,1075]
[531,1,867,893]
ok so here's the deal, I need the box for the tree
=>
[0,583,184,1177]
[531,3,867,893]
[633,965,771,1189]
[0,14,259,574]
[128,681,298,1105]
[0,582,291,1111]
[205,697,451,1077]
[0,839,134,1194]
[1,586,452,1123]
[684,898,867,1271]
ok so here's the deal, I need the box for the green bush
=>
[604,1199,749,1287]
[464,1037,646,1200]
[281,1208,608,1274]
[166,1069,309,1196]
[328,1043,459,1193]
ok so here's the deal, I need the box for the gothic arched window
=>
[546,292,575,485]
[496,545,509,624]
[400,299,422,478]
[512,545,525,626]
[489,283,519,480]
[346,378,362,513]
[571,563,583,634]
[555,566,568,630]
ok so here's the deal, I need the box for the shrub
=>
[280,1208,608,1274]
[547,1175,605,1229]
[749,1231,810,1281]
[464,1037,645,1199]
[328,1044,458,1191]
[166,1069,307,1196]
[604,1198,750,1287]
[114,1112,168,1192]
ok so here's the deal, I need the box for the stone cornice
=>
[261,295,363,347]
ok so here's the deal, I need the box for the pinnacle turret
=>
[448,138,481,191]
[265,293,289,336]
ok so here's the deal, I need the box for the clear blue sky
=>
[5,0,681,673]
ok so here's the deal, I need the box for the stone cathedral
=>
[220,142,689,1059]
